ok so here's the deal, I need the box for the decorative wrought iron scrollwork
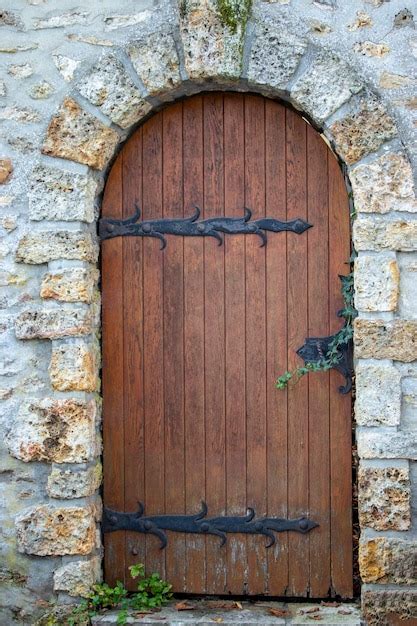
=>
[103,501,318,549]
[296,334,353,394]
[99,205,312,249]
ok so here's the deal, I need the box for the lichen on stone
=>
[215,0,252,34]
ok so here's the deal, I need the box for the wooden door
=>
[101,93,352,598]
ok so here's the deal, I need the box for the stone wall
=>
[0,0,416,624]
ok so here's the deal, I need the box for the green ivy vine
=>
[276,259,356,390]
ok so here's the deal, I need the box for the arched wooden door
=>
[101,93,352,598]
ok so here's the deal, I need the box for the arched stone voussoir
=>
[324,92,398,166]
[246,16,308,95]
[289,49,363,125]
[179,0,247,82]
[42,97,120,171]
[126,30,183,98]
[74,54,153,130]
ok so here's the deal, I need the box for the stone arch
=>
[9,2,417,623]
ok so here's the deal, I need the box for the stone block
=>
[362,589,417,626]
[180,0,246,81]
[47,464,102,499]
[15,307,92,340]
[33,11,90,29]
[357,429,417,460]
[350,153,417,214]
[53,557,101,597]
[354,319,417,361]
[354,216,417,252]
[127,32,181,97]
[0,158,13,184]
[6,398,96,464]
[16,231,98,265]
[399,256,417,319]
[330,96,397,164]
[42,98,119,170]
[291,52,362,122]
[354,254,399,312]
[248,21,307,90]
[355,361,401,426]
[402,377,417,430]
[76,57,151,129]
[40,268,99,304]
[29,165,97,223]
[359,537,417,584]
[49,342,98,392]
[16,505,96,556]
[358,465,410,530]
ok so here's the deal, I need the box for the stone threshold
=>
[91,599,362,625]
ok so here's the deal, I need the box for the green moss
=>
[216,0,252,34]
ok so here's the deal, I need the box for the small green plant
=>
[68,564,172,626]
[276,266,356,390]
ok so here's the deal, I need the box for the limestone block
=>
[180,0,246,81]
[358,465,410,530]
[6,398,96,463]
[248,21,307,89]
[8,64,33,79]
[33,11,90,29]
[16,505,96,556]
[29,81,54,100]
[47,464,102,499]
[354,255,399,312]
[354,319,417,361]
[127,32,181,97]
[399,257,417,319]
[53,55,80,82]
[350,153,417,214]
[380,71,414,89]
[16,231,98,265]
[353,216,417,251]
[53,557,101,597]
[330,96,397,164]
[15,307,92,340]
[0,158,13,184]
[42,98,119,170]
[76,57,151,129]
[359,537,417,584]
[355,361,401,425]
[357,429,417,460]
[41,268,98,304]
[104,11,153,30]
[29,165,97,223]
[353,41,390,57]
[0,106,41,123]
[291,52,362,122]
[49,342,98,392]
[402,378,417,431]
[362,589,417,626]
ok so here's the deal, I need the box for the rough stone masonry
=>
[0,0,416,624]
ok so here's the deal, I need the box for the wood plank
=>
[142,113,166,579]
[162,102,186,592]
[265,99,289,596]
[286,107,309,597]
[223,93,247,594]
[122,130,146,587]
[203,93,226,594]
[329,153,353,598]
[306,124,331,597]
[183,95,206,593]
[244,94,267,595]
[102,155,125,586]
